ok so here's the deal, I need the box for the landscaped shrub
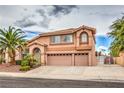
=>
[16,60,22,65]
[20,59,30,71]
[20,54,40,71]
[30,59,38,68]
[21,60,30,66]
[23,54,40,68]
[23,54,34,62]
[20,66,30,71]
[20,54,31,71]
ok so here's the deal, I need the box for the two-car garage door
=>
[47,53,89,66]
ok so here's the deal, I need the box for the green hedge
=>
[21,60,30,66]
[20,66,30,71]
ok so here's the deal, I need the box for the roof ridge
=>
[39,28,75,35]
[80,25,96,30]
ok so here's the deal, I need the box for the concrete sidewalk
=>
[0,65,124,82]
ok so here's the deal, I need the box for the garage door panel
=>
[47,54,72,66]
[75,53,89,66]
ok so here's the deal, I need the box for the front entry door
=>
[33,48,41,65]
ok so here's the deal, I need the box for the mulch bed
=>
[0,64,21,72]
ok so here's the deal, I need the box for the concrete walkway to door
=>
[25,64,124,82]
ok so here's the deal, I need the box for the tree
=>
[0,26,26,64]
[108,16,124,56]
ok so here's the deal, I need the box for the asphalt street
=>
[0,77,124,88]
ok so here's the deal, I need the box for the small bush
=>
[20,66,30,71]
[23,54,34,62]
[30,59,38,68]
[21,60,29,66]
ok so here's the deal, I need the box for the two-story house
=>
[27,25,97,66]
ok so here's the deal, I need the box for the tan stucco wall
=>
[115,52,124,66]
[92,35,97,66]
[15,49,22,60]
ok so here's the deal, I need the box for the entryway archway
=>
[33,48,41,65]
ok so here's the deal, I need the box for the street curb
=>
[0,74,124,83]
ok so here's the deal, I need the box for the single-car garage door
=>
[74,53,89,66]
[47,54,72,66]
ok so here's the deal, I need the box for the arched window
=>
[81,32,88,43]
[33,48,41,54]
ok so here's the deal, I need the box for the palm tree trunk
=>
[8,50,16,65]
[10,57,16,65]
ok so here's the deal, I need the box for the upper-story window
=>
[81,32,88,43]
[51,36,61,44]
[63,34,73,43]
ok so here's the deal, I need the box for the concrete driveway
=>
[26,64,124,81]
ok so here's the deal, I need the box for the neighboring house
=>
[25,25,97,66]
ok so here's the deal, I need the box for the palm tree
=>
[108,16,124,56]
[0,26,26,64]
